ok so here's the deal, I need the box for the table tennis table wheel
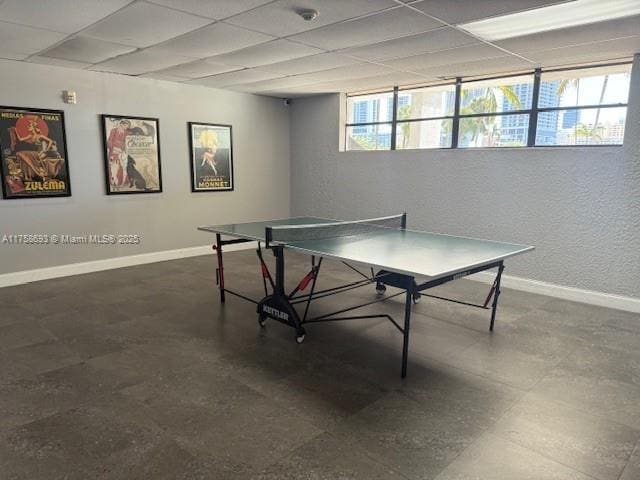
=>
[295,329,306,344]
[412,293,421,304]
[258,316,267,328]
[376,283,386,295]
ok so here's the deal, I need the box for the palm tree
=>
[458,86,522,146]
[397,104,412,148]
[557,74,611,143]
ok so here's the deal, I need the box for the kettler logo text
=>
[452,271,471,280]
[263,305,289,321]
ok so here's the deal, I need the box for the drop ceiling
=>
[0,0,638,98]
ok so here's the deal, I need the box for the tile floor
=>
[1,250,639,479]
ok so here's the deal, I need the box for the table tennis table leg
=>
[489,262,505,331]
[401,288,413,379]
[215,233,225,304]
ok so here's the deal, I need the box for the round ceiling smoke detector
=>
[297,8,319,21]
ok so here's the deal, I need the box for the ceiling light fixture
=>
[297,8,319,21]
[458,0,640,41]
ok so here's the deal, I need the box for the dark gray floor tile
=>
[0,374,84,429]
[40,303,133,331]
[0,303,36,327]
[440,324,576,390]
[0,320,56,351]
[0,394,163,480]
[124,366,322,474]
[251,357,390,431]
[435,432,594,480]
[331,392,486,480]
[109,436,246,480]
[490,394,640,480]
[85,342,206,387]
[0,340,81,382]
[402,361,524,431]
[557,343,640,388]
[531,369,640,430]
[250,432,408,480]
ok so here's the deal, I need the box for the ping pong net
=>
[265,213,406,247]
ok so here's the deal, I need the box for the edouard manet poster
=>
[102,115,162,195]
[188,122,233,192]
[0,106,71,199]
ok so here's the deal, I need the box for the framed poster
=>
[0,106,71,199]
[188,122,233,192]
[101,115,162,195]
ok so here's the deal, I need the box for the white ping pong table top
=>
[198,216,534,281]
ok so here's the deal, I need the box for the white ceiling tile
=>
[39,36,136,64]
[28,56,92,69]
[289,7,445,51]
[225,0,397,37]
[382,43,509,71]
[291,63,399,84]
[0,52,29,61]
[495,15,640,53]
[245,70,430,94]
[206,39,322,68]
[148,22,274,58]
[82,1,212,48]
[526,36,640,66]
[411,0,571,24]
[339,27,478,61]
[257,89,317,98]
[414,55,535,78]
[0,0,133,34]
[260,52,361,75]
[188,68,285,87]
[0,21,67,57]
[147,0,274,20]
[139,71,191,82]
[155,60,241,79]
[273,73,431,95]
[232,75,326,92]
[89,49,195,75]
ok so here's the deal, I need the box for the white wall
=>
[0,59,290,275]
[290,55,640,299]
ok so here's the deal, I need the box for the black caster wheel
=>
[258,316,266,328]
[295,328,306,344]
[412,293,421,304]
[376,284,387,295]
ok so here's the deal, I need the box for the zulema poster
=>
[0,106,71,199]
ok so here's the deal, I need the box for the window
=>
[459,75,533,148]
[396,85,455,149]
[344,62,631,151]
[345,91,394,150]
[536,64,631,145]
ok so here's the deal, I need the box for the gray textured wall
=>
[0,59,290,275]
[290,56,640,298]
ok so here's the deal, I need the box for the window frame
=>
[344,61,631,151]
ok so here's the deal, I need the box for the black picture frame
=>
[188,122,234,192]
[0,105,71,199]
[101,114,162,195]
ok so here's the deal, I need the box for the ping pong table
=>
[198,214,533,378]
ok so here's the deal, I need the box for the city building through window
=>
[345,63,631,151]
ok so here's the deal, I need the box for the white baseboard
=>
[0,242,256,289]
[470,271,640,314]
[1,244,638,314]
